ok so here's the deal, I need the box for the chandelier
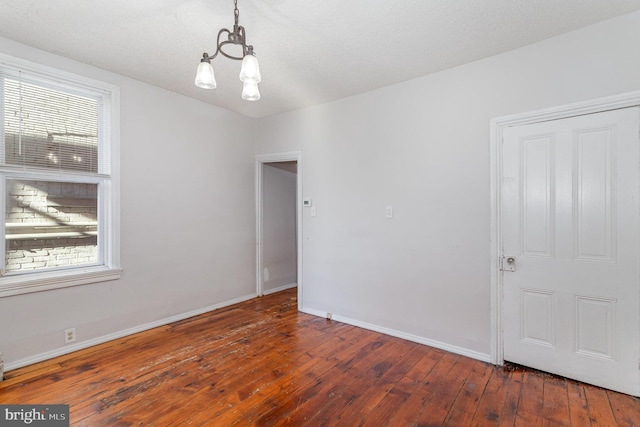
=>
[194,0,262,101]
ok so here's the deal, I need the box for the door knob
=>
[502,256,516,272]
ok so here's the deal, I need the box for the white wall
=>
[2,10,640,369]
[0,37,257,368]
[255,11,640,359]
[262,163,297,293]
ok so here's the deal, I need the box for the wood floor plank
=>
[387,351,462,425]
[470,365,512,426]
[359,372,424,427]
[585,385,618,426]
[312,340,430,426]
[70,310,293,422]
[498,367,524,426]
[374,347,447,426]
[607,389,640,427]
[2,287,639,426]
[566,380,592,427]
[542,376,570,426]
[514,367,544,427]
[87,313,324,425]
[353,345,434,426]
[244,334,395,426]
[207,329,379,426]
[443,360,494,426]
[413,354,476,425]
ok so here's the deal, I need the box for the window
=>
[0,55,120,297]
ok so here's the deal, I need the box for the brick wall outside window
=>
[5,180,98,272]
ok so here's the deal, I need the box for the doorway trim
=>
[255,151,303,308]
[490,90,640,365]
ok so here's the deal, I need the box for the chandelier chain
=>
[234,0,239,26]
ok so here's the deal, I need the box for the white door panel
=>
[502,107,640,396]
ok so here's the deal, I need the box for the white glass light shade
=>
[195,61,216,89]
[242,81,261,101]
[239,54,261,83]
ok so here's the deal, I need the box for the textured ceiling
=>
[1,0,639,118]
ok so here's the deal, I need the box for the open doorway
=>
[255,152,302,306]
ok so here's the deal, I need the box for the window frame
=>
[0,53,121,298]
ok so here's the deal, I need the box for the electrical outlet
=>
[65,328,76,344]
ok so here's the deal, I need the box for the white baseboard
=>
[300,306,492,364]
[262,283,297,296]
[6,293,491,374]
[5,292,258,372]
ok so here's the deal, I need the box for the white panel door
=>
[502,107,640,396]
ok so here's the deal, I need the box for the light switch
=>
[385,206,393,219]
[311,206,317,217]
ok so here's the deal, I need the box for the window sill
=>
[0,266,122,298]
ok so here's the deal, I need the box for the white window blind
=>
[0,67,110,176]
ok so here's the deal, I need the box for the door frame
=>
[255,151,303,308]
[490,90,640,365]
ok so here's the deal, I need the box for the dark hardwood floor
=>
[1,288,639,426]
